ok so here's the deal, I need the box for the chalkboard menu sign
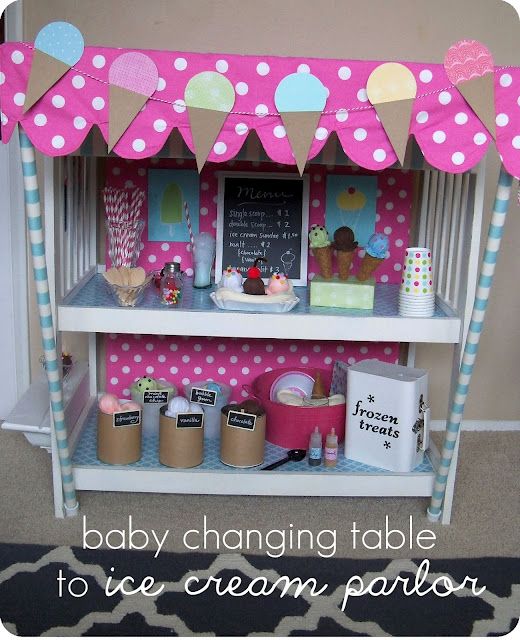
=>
[216,173,310,286]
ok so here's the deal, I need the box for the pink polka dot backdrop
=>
[2,42,520,177]
[104,158,412,400]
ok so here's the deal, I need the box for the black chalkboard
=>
[216,173,309,285]
[176,413,204,429]
[226,410,257,431]
[190,387,217,406]
[113,410,141,428]
[143,390,169,404]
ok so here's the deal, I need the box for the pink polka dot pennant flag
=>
[366,63,417,166]
[184,71,236,172]
[108,52,159,152]
[24,21,84,113]
[274,72,328,176]
[444,40,496,140]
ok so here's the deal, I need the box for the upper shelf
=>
[58,271,461,343]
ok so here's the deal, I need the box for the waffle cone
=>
[356,254,384,281]
[337,250,355,280]
[313,246,333,279]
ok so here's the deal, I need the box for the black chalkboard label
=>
[226,410,257,431]
[113,410,141,428]
[190,387,217,406]
[176,413,204,429]
[216,173,309,285]
[143,390,169,404]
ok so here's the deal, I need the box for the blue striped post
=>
[18,127,79,517]
[428,166,513,521]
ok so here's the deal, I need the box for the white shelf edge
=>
[73,466,435,497]
[58,305,461,343]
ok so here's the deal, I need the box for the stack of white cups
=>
[398,248,435,317]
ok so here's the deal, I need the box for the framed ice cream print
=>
[215,172,310,285]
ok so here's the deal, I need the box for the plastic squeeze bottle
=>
[308,426,322,466]
[324,428,338,467]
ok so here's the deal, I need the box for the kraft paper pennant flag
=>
[274,72,328,175]
[366,63,417,166]
[444,40,496,140]
[24,21,84,113]
[108,52,159,152]
[185,72,236,172]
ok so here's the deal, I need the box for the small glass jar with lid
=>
[160,262,184,305]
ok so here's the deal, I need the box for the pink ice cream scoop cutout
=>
[266,272,290,295]
[108,52,160,152]
[443,40,496,140]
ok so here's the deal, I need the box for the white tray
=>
[210,292,300,313]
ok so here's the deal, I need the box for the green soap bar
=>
[310,276,375,310]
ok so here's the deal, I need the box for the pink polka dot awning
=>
[2,42,520,176]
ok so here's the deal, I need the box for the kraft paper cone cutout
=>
[274,73,328,176]
[24,21,84,113]
[185,72,236,172]
[367,63,417,166]
[108,53,159,152]
[444,40,496,140]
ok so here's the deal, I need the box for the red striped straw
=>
[184,201,194,247]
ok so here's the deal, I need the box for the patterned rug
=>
[0,544,518,636]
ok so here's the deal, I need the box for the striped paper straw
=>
[18,128,79,516]
[184,201,194,246]
[427,166,513,522]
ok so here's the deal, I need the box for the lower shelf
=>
[72,404,436,497]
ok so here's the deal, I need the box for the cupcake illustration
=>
[336,186,367,211]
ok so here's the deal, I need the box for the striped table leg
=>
[18,128,79,517]
[427,166,513,522]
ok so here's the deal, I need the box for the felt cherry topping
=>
[348,187,355,194]
[247,257,266,278]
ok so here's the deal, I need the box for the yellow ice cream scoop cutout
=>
[336,186,367,211]
[366,63,417,165]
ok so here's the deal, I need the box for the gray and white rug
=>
[0,544,518,636]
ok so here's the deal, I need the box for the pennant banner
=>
[444,40,496,140]
[274,72,328,175]
[366,63,417,166]
[24,21,84,113]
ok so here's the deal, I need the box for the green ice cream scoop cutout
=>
[308,224,331,249]
[185,72,235,112]
[136,377,158,392]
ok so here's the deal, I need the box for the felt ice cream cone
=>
[109,85,150,152]
[311,372,327,399]
[336,250,355,280]
[357,254,384,281]
[188,106,229,173]
[313,246,333,279]
[24,50,71,113]
[456,74,496,140]
[280,111,322,176]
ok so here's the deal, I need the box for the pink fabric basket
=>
[250,367,346,449]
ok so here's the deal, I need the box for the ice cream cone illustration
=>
[281,249,296,275]
[366,63,417,166]
[24,22,84,113]
[275,73,328,176]
[309,224,333,279]
[185,72,236,172]
[108,52,159,152]
[332,226,358,280]
[444,40,496,140]
[357,232,389,282]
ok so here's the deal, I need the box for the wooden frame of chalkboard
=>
[215,172,310,286]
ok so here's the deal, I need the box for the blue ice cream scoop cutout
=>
[34,21,84,66]
[274,73,328,113]
[365,232,389,259]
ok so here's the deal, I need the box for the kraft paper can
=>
[159,407,204,468]
[97,409,142,465]
[220,410,266,468]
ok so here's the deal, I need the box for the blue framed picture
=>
[325,175,377,247]
[148,169,199,241]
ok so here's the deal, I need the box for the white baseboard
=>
[430,420,520,432]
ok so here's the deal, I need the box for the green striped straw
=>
[18,128,79,516]
[428,165,513,522]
